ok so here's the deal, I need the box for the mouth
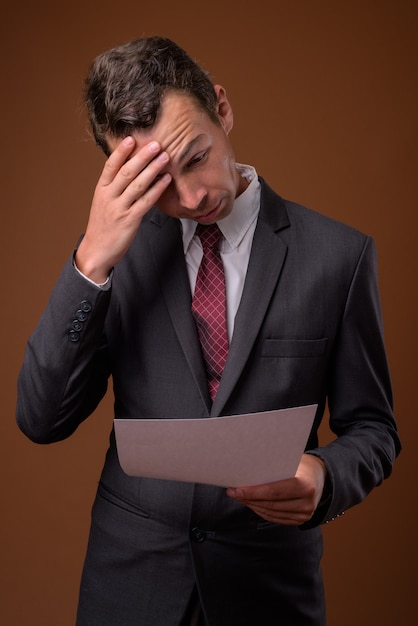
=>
[195,200,222,224]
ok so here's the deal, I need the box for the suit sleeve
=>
[306,236,401,525]
[16,255,112,444]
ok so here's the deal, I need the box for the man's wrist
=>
[73,254,112,289]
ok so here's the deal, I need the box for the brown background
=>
[1,1,417,624]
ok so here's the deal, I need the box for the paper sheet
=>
[114,404,317,487]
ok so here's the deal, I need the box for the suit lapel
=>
[148,213,211,409]
[147,180,290,416]
[211,181,290,416]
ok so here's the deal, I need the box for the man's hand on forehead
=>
[75,135,172,284]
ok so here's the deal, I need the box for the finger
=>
[121,150,170,207]
[129,171,172,218]
[233,497,305,522]
[100,138,164,196]
[246,502,314,525]
[99,136,140,186]
[253,508,308,525]
[227,479,295,503]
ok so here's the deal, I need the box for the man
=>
[16,36,400,625]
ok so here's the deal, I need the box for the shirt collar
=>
[180,163,260,253]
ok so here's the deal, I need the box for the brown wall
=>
[2,1,417,624]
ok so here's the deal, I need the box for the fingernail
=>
[148,141,160,153]
[157,151,169,163]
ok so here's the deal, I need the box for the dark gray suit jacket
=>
[17,179,400,625]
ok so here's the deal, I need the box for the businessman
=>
[16,36,400,625]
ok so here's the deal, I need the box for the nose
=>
[175,178,207,211]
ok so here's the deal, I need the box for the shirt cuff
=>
[73,256,112,290]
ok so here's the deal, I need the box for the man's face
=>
[108,88,247,224]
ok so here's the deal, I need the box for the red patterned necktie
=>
[191,224,229,400]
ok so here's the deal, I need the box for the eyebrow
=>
[179,134,205,163]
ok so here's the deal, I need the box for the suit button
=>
[191,527,206,542]
[72,319,83,332]
[68,329,80,342]
[75,309,88,322]
[80,300,92,312]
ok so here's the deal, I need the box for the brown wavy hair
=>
[84,36,219,155]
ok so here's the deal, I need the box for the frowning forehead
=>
[136,92,211,161]
[105,91,218,166]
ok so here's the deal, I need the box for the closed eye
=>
[187,151,207,168]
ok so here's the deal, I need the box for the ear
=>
[214,85,234,134]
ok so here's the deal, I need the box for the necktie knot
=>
[196,223,222,252]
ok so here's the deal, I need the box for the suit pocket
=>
[261,338,328,358]
[98,482,150,519]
